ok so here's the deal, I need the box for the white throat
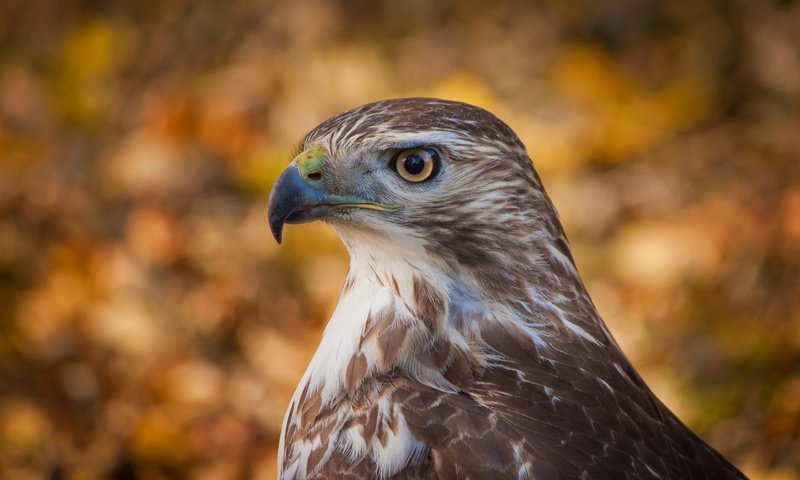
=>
[308,231,446,398]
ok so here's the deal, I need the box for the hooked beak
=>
[267,148,401,243]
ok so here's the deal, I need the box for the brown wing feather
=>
[390,320,746,480]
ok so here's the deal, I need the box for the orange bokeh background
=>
[1,1,798,478]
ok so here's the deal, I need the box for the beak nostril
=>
[307,172,322,181]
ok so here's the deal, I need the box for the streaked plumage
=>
[267,98,746,479]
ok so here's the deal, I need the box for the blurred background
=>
[0,0,798,478]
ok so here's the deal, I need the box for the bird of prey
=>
[267,98,746,479]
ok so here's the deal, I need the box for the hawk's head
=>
[269,98,574,296]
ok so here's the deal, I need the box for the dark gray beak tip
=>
[269,217,283,244]
[267,171,292,244]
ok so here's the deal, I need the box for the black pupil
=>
[403,154,426,175]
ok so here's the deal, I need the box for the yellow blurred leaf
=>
[131,410,193,466]
[54,21,133,125]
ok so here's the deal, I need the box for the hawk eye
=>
[393,148,439,182]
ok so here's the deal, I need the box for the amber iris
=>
[394,148,439,182]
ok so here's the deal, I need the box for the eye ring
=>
[393,148,440,182]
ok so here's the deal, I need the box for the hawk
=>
[267,98,745,479]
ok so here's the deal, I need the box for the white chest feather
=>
[278,251,435,479]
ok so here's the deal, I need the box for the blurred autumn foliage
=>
[0,0,798,478]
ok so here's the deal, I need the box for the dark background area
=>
[0,0,798,478]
